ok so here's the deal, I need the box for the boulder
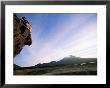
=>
[14,14,32,57]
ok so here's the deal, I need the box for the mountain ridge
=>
[14,55,97,69]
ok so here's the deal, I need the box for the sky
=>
[14,13,97,67]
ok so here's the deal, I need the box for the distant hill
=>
[57,55,96,64]
[14,64,22,70]
[14,55,97,75]
[34,55,97,68]
[14,55,97,69]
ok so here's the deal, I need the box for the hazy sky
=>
[14,13,97,67]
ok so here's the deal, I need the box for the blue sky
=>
[14,13,97,67]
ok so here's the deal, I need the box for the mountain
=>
[35,55,97,68]
[57,55,96,64]
[14,64,22,70]
[14,55,97,69]
[14,55,97,75]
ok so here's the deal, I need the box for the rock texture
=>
[14,14,32,57]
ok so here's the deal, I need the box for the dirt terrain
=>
[14,63,97,75]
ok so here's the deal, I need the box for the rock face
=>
[14,14,32,57]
